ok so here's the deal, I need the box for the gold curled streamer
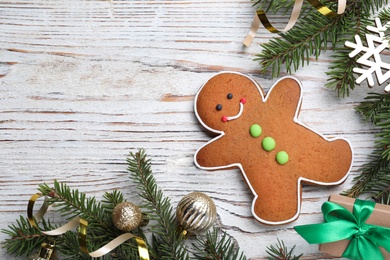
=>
[79,219,149,260]
[28,193,150,260]
[243,0,347,46]
[27,193,49,226]
[242,9,262,47]
[243,0,303,46]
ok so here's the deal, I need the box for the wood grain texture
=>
[0,1,386,259]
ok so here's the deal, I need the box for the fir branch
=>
[355,93,390,123]
[356,93,390,160]
[127,150,189,260]
[255,0,388,96]
[101,190,125,214]
[253,0,293,11]
[376,118,390,161]
[253,0,310,14]
[266,239,302,260]
[325,47,359,97]
[59,231,90,260]
[380,7,390,41]
[39,181,105,222]
[373,187,390,205]
[37,181,141,259]
[366,169,390,204]
[255,5,344,77]
[103,190,124,206]
[38,181,118,240]
[325,4,372,97]
[192,227,247,260]
[343,148,390,198]
[344,93,390,200]
[379,5,390,23]
[1,216,54,257]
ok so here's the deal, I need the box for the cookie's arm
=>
[194,136,238,170]
[300,138,352,184]
[265,77,302,119]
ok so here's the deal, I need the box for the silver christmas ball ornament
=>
[176,192,217,234]
[112,201,142,232]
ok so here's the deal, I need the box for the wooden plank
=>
[0,1,383,259]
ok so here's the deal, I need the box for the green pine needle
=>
[127,150,189,260]
[256,11,337,76]
[253,0,311,14]
[266,239,302,260]
[192,227,247,260]
[101,189,125,214]
[1,216,53,257]
[58,231,90,260]
[356,93,390,160]
[38,181,119,239]
[380,5,390,20]
[344,93,390,202]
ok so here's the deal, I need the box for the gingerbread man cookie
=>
[194,72,353,225]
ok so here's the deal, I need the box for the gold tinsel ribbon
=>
[243,0,347,46]
[27,193,150,260]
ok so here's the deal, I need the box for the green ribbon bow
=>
[294,199,390,260]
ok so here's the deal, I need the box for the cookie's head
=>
[195,72,263,132]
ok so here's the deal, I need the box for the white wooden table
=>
[0,1,383,259]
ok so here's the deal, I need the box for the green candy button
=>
[250,124,262,138]
[276,151,289,165]
[262,137,276,151]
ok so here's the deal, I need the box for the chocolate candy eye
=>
[216,104,223,111]
[227,93,233,99]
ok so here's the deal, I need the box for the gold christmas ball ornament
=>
[112,201,142,232]
[176,192,217,234]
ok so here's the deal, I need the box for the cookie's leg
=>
[251,180,300,224]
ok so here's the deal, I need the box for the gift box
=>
[295,194,390,260]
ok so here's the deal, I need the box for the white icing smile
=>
[222,98,246,122]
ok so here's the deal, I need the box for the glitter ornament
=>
[112,202,142,232]
[176,192,217,235]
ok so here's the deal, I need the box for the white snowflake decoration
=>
[345,18,390,93]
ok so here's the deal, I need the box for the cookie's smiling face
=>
[195,73,262,131]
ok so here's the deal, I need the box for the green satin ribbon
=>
[294,199,390,260]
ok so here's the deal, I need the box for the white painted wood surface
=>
[0,1,386,259]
